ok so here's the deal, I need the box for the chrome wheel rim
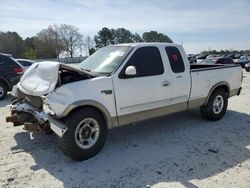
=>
[212,95,224,114]
[75,118,100,149]
[0,86,4,97]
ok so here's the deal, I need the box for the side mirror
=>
[125,66,136,76]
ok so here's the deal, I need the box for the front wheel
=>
[58,107,107,161]
[0,82,7,100]
[200,88,228,121]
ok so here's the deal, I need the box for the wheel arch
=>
[205,81,230,105]
[61,100,115,129]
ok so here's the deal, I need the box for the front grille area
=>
[17,89,43,109]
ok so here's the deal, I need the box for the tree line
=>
[0,24,173,59]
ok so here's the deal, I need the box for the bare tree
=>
[58,24,84,57]
[84,35,95,56]
[52,24,64,58]
[34,25,64,58]
[34,28,56,58]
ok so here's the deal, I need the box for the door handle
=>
[162,81,171,87]
[176,75,183,78]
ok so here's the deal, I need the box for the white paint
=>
[19,61,60,96]
[16,43,242,121]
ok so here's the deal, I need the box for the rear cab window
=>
[120,46,164,78]
[165,46,185,73]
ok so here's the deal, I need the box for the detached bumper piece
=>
[6,102,68,137]
[6,112,52,134]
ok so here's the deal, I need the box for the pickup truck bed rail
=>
[190,64,241,72]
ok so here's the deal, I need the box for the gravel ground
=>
[0,71,250,188]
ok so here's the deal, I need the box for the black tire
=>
[58,107,107,161]
[200,88,228,121]
[0,82,7,100]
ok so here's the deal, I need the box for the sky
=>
[0,0,250,53]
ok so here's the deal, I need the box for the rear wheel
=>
[0,82,7,100]
[200,88,228,121]
[58,107,107,161]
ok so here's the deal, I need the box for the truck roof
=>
[111,42,182,48]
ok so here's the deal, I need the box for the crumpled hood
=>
[18,61,93,97]
[19,61,60,96]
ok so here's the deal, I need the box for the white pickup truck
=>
[6,43,242,160]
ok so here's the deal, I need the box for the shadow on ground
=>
[12,109,250,188]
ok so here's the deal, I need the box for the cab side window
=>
[121,46,164,78]
[165,47,185,73]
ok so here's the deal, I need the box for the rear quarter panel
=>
[190,66,242,100]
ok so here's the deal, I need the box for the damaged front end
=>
[6,61,93,137]
[6,86,68,137]
[6,100,52,133]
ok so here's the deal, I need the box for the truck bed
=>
[189,64,242,105]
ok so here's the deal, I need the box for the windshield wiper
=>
[79,68,97,78]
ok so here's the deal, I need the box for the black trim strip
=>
[190,64,241,72]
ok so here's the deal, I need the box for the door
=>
[113,46,173,120]
[165,46,191,104]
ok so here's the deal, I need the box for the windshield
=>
[79,46,132,74]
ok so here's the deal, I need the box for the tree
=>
[33,25,64,58]
[89,48,96,55]
[34,24,83,58]
[24,48,37,59]
[23,37,37,59]
[142,31,173,43]
[52,24,65,58]
[24,37,35,50]
[84,35,95,56]
[94,28,174,48]
[132,33,143,42]
[0,31,25,58]
[114,28,134,44]
[58,24,84,57]
[94,27,143,47]
[94,27,115,48]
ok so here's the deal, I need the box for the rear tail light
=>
[14,67,25,74]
